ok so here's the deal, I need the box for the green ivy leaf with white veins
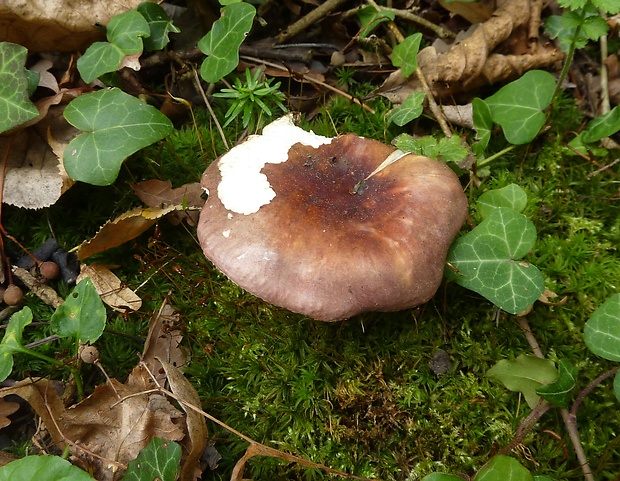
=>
[199,2,256,83]
[447,207,545,314]
[387,91,425,126]
[477,184,528,218]
[584,293,620,362]
[0,42,39,134]
[63,88,173,186]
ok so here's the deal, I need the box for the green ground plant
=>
[0,0,619,480]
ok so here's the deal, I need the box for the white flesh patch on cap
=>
[217,115,332,215]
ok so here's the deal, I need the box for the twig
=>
[12,266,64,309]
[497,399,553,456]
[366,0,453,137]
[516,316,595,481]
[239,55,376,114]
[191,68,229,151]
[586,157,620,178]
[370,4,456,39]
[571,365,620,418]
[276,0,349,44]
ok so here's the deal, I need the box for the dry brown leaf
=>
[130,179,204,226]
[61,366,185,481]
[0,0,146,52]
[378,0,563,101]
[142,298,187,384]
[0,397,20,429]
[159,360,207,481]
[438,0,495,24]
[77,264,142,312]
[76,205,178,260]
[0,378,68,449]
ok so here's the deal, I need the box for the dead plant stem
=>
[191,68,229,151]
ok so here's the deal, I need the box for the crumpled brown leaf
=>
[0,0,146,52]
[0,397,20,429]
[378,0,563,101]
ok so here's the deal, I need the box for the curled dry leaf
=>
[77,264,142,312]
[0,0,145,52]
[0,397,20,429]
[76,205,178,260]
[130,179,204,226]
[378,0,563,101]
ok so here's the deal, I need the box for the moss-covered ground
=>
[4,94,620,480]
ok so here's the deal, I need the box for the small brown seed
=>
[39,261,60,280]
[3,285,24,306]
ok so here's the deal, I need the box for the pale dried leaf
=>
[77,264,142,312]
[0,0,145,52]
[438,0,495,23]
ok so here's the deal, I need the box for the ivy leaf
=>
[484,70,555,144]
[0,42,39,134]
[357,6,395,38]
[0,307,32,383]
[472,97,492,155]
[77,11,150,83]
[477,184,528,218]
[0,455,93,481]
[584,293,620,362]
[138,2,180,51]
[536,359,577,408]
[63,88,173,186]
[446,207,545,314]
[199,2,256,83]
[392,33,422,78]
[50,278,107,344]
[122,438,182,481]
[487,354,558,409]
[581,106,620,143]
[387,91,425,126]
[474,455,533,481]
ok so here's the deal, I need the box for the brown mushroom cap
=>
[197,116,467,321]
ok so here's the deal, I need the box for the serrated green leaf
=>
[50,278,107,343]
[0,455,93,481]
[536,359,577,408]
[487,354,558,409]
[392,33,422,78]
[63,88,173,186]
[557,0,587,8]
[582,106,620,143]
[0,42,39,134]
[485,70,555,145]
[122,437,181,481]
[422,474,464,481]
[357,6,395,38]
[199,2,256,83]
[0,307,32,382]
[77,11,149,83]
[446,208,545,314]
[593,0,620,14]
[387,91,425,126]
[614,370,620,403]
[475,455,534,481]
[580,15,609,41]
[584,293,620,362]
[478,184,528,218]
[138,2,180,51]
[436,136,469,163]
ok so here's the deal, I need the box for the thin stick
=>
[276,0,349,44]
[371,5,455,39]
[191,68,229,151]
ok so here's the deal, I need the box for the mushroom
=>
[197,115,467,321]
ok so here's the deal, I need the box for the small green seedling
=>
[63,88,174,186]
[0,278,106,397]
[214,68,287,132]
[446,184,545,314]
[198,1,256,83]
